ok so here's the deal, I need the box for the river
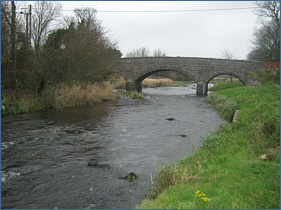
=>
[1,84,225,209]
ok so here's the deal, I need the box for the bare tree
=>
[221,48,237,83]
[254,1,280,27]
[153,49,166,57]
[126,47,150,57]
[1,1,26,89]
[247,20,280,61]
[1,1,25,59]
[247,1,280,61]
[32,1,62,52]
[221,48,236,60]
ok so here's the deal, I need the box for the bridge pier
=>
[135,81,142,93]
[126,80,135,91]
[196,81,208,96]
[126,80,142,92]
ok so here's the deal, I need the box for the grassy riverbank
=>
[1,82,118,115]
[138,82,280,209]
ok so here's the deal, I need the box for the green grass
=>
[1,92,49,115]
[117,89,144,99]
[138,82,280,209]
[209,81,243,91]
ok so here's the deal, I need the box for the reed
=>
[112,77,175,89]
[142,78,174,88]
[42,81,118,110]
[1,82,118,114]
[112,77,126,89]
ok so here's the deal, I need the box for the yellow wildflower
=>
[202,197,210,202]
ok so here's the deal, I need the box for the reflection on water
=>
[1,85,223,209]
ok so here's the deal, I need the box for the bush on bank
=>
[138,82,280,209]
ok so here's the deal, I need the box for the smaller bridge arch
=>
[206,72,246,85]
[114,57,262,95]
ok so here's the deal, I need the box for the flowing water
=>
[1,84,225,209]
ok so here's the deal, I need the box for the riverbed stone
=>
[88,161,110,169]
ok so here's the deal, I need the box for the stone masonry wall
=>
[114,57,262,84]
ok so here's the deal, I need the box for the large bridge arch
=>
[134,68,196,92]
[114,57,262,95]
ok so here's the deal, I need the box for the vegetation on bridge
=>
[138,74,280,209]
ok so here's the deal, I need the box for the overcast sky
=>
[58,1,260,60]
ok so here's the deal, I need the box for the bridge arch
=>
[135,69,194,83]
[206,72,245,85]
[201,72,245,95]
[133,68,196,92]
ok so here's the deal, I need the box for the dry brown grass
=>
[142,78,174,88]
[43,81,118,110]
[112,77,126,89]
[112,77,175,89]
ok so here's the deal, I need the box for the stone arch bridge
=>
[113,57,262,95]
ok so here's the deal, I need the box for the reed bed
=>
[112,77,175,89]
[142,78,174,88]
[112,77,126,89]
[43,81,118,110]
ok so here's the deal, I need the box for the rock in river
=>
[88,161,110,169]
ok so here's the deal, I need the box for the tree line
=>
[247,1,280,62]
[1,1,121,94]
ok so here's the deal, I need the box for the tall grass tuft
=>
[112,77,126,89]
[42,81,118,110]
